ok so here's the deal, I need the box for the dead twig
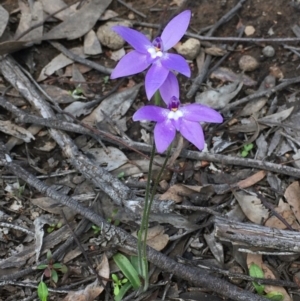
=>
[1,97,299,178]
[117,0,146,18]
[0,144,269,301]
[222,76,300,112]
[186,0,247,98]
[48,41,113,75]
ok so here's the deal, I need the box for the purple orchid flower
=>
[110,10,191,100]
[133,94,223,153]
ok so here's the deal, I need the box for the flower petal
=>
[161,10,191,51]
[133,106,168,122]
[161,53,190,77]
[145,62,169,100]
[179,119,205,150]
[181,104,223,123]
[159,72,179,104]
[112,26,152,53]
[154,120,176,153]
[110,50,150,79]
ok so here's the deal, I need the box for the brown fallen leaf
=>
[284,181,300,224]
[132,225,169,251]
[246,254,291,301]
[237,171,266,189]
[63,254,109,301]
[233,191,269,224]
[265,199,300,230]
[43,0,112,40]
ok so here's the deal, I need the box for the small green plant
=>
[69,85,86,99]
[112,253,141,301]
[112,274,129,297]
[92,224,101,235]
[103,75,110,84]
[240,143,254,157]
[107,208,120,226]
[47,222,62,233]
[37,280,48,301]
[249,263,284,301]
[92,209,120,235]
[117,171,125,181]
[37,250,68,285]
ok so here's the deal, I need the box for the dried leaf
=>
[87,147,128,171]
[204,46,227,56]
[132,225,169,251]
[195,81,243,109]
[40,84,75,103]
[40,0,78,21]
[0,40,34,56]
[63,254,109,301]
[99,9,119,20]
[15,0,43,41]
[237,171,266,189]
[84,30,102,55]
[260,107,294,124]
[204,230,224,264]
[284,181,300,225]
[34,215,59,263]
[0,120,35,142]
[83,84,142,126]
[0,5,9,38]
[210,67,257,86]
[233,191,269,224]
[37,47,87,82]
[44,0,112,40]
[265,199,300,230]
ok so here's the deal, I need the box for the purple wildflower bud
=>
[133,97,223,153]
[110,10,192,100]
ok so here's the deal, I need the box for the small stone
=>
[244,25,255,36]
[128,12,135,20]
[239,55,259,72]
[97,20,132,50]
[84,30,102,55]
[262,45,275,57]
[174,38,200,60]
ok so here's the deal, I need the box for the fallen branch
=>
[0,144,269,301]
[1,97,299,178]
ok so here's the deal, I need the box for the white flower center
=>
[147,47,163,59]
[168,110,183,121]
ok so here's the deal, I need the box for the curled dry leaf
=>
[260,107,294,124]
[247,254,291,301]
[237,171,266,189]
[284,181,300,225]
[204,46,227,56]
[204,230,224,264]
[195,81,243,109]
[83,83,142,126]
[0,5,9,38]
[40,0,78,21]
[63,254,109,301]
[44,0,112,40]
[132,225,169,251]
[210,67,257,86]
[265,199,300,230]
[38,47,87,82]
[0,120,35,142]
[233,191,269,224]
[87,147,128,171]
[15,1,43,41]
[34,215,59,263]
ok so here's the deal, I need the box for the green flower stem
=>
[154,90,162,106]
[137,143,171,291]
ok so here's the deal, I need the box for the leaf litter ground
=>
[1,0,300,301]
